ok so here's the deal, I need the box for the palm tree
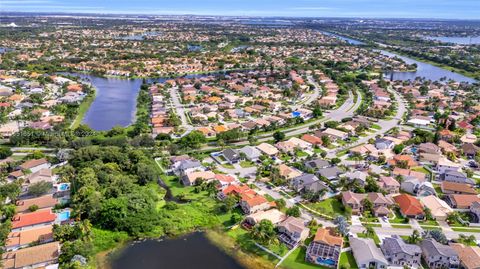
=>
[408,230,420,244]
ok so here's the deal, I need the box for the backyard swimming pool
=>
[57,210,71,222]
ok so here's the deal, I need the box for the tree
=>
[393,144,405,154]
[0,146,12,159]
[330,158,341,165]
[408,229,421,244]
[423,229,447,244]
[251,219,277,245]
[286,206,301,217]
[178,131,206,149]
[275,199,286,210]
[224,195,239,212]
[273,131,285,142]
[333,216,349,236]
[28,204,39,212]
[27,181,53,197]
[136,163,157,185]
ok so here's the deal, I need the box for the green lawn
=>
[226,228,282,263]
[419,219,439,226]
[306,197,347,218]
[389,209,409,224]
[371,124,381,130]
[452,227,480,233]
[339,251,358,269]
[222,163,235,169]
[296,151,309,158]
[391,224,412,229]
[281,246,330,269]
[357,232,381,245]
[239,161,255,168]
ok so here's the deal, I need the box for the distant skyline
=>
[1,0,479,20]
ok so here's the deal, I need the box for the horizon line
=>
[1,11,480,21]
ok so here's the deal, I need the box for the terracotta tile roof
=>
[313,228,343,247]
[2,241,59,268]
[15,195,57,212]
[11,208,56,229]
[6,225,53,248]
[19,158,48,170]
[450,243,480,269]
[449,194,480,208]
[244,195,269,207]
[441,182,477,195]
[393,194,424,216]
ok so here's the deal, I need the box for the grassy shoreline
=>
[71,91,96,129]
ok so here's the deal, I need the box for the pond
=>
[111,232,245,269]
[423,36,480,45]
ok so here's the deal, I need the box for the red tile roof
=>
[393,194,424,217]
[11,208,56,229]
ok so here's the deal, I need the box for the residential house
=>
[343,171,368,186]
[436,158,461,174]
[301,134,322,146]
[450,243,480,269]
[1,241,60,269]
[393,194,425,219]
[278,164,302,181]
[441,181,477,195]
[387,155,418,168]
[182,171,215,186]
[446,194,480,209]
[305,228,343,268]
[418,142,441,154]
[240,194,273,214]
[471,201,480,223]
[381,236,421,268]
[304,159,330,171]
[440,170,475,185]
[19,158,50,173]
[317,167,342,181]
[244,209,286,226]
[341,191,393,217]
[462,143,479,158]
[15,195,57,213]
[420,195,453,221]
[291,174,328,193]
[321,128,348,140]
[220,148,241,164]
[11,208,57,231]
[277,216,310,248]
[174,159,205,177]
[6,225,53,251]
[379,176,400,194]
[420,238,459,269]
[256,142,279,156]
[350,237,388,269]
[375,138,395,150]
[238,146,262,162]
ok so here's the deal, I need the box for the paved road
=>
[291,76,321,111]
[169,87,194,137]
[326,87,407,158]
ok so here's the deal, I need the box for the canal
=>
[322,31,477,83]
[111,232,245,269]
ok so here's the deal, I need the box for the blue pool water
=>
[292,111,301,117]
[58,183,70,191]
[317,257,336,266]
[58,211,71,222]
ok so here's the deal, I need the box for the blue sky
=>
[1,0,479,19]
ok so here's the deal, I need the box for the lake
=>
[423,36,480,45]
[65,73,162,131]
[111,232,245,269]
